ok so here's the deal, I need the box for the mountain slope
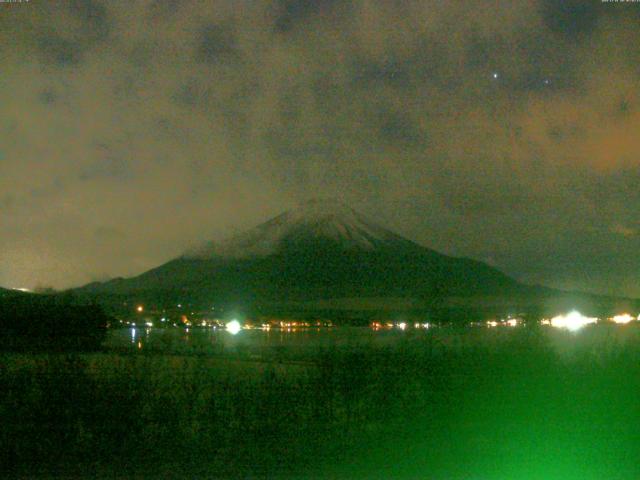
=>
[78,200,534,308]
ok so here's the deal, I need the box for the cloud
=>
[1,0,640,296]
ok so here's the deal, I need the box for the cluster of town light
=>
[371,321,431,330]
[482,312,640,331]
[539,311,639,331]
[611,313,635,324]
[486,317,521,328]
[128,304,639,334]
[544,311,598,331]
[373,314,640,331]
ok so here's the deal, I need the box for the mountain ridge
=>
[76,199,537,310]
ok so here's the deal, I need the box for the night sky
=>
[1,0,639,296]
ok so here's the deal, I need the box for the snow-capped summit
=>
[185,199,409,259]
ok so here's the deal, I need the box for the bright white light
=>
[13,287,32,292]
[612,313,634,324]
[130,328,136,342]
[548,311,597,331]
[487,320,499,328]
[145,321,153,327]
[226,320,242,335]
[397,322,407,331]
[506,319,518,327]
[492,72,499,79]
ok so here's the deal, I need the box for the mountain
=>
[77,199,549,316]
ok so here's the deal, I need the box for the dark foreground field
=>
[2,325,640,479]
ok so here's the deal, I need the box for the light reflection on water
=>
[104,323,640,357]
[107,325,349,354]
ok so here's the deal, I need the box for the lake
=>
[104,322,640,360]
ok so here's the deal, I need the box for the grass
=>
[2,325,640,479]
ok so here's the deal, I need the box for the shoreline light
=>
[226,320,241,335]
[548,311,597,331]
[611,313,634,325]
